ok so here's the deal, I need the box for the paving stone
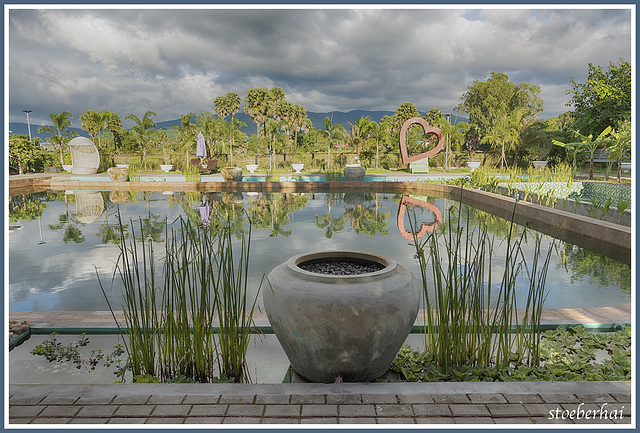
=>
[225,404,264,417]
[113,405,155,417]
[263,404,301,417]
[151,404,191,417]
[219,394,255,404]
[326,394,362,404]
[112,395,151,405]
[301,404,338,417]
[222,417,261,424]
[432,394,470,404]
[184,417,224,424]
[148,395,185,405]
[41,396,79,405]
[69,418,109,424]
[468,393,507,404]
[8,418,34,424]
[301,417,338,424]
[146,417,185,424]
[486,403,529,417]
[339,404,376,417]
[9,406,44,418]
[290,394,325,404]
[38,405,81,418]
[188,404,228,417]
[338,417,376,424]
[494,417,535,424]
[416,417,455,424]
[397,394,434,404]
[453,416,494,424]
[362,394,397,404]
[9,396,45,405]
[31,417,73,424]
[76,396,115,405]
[76,405,118,418]
[255,394,290,404]
[375,404,413,417]
[610,393,631,403]
[449,404,491,417]
[261,417,300,424]
[412,403,451,417]
[578,393,618,403]
[539,393,581,404]
[524,403,559,417]
[503,393,543,404]
[107,417,147,424]
[183,395,220,404]
[377,417,415,424]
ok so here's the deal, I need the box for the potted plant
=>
[466,152,481,171]
[159,147,173,173]
[264,250,419,382]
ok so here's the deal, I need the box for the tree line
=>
[10,59,630,178]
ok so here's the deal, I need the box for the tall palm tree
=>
[368,121,388,170]
[214,92,241,166]
[320,117,346,171]
[37,111,77,165]
[80,109,106,169]
[101,111,123,150]
[244,88,271,158]
[125,110,156,170]
[347,116,372,163]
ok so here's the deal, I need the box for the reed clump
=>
[97,211,261,383]
[408,200,553,370]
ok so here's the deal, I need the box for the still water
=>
[8,190,630,311]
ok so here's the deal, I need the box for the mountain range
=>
[10,110,468,141]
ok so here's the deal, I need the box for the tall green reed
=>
[408,199,553,368]
[97,210,261,383]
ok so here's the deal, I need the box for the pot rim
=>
[286,250,396,281]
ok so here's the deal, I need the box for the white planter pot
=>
[160,164,173,173]
[264,250,419,383]
[620,162,631,173]
[292,163,304,173]
[533,161,548,168]
[221,167,243,182]
[467,161,481,172]
[245,164,258,173]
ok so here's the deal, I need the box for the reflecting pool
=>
[8,190,631,312]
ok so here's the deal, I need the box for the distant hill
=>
[11,110,469,141]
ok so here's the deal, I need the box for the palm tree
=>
[244,87,271,158]
[37,111,77,165]
[481,112,519,169]
[319,117,346,171]
[214,92,241,166]
[80,110,106,169]
[101,111,123,151]
[347,116,372,163]
[125,110,157,170]
[368,121,388,170]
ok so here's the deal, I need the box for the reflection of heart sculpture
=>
[399,117,445,164]
[397,195,443,241]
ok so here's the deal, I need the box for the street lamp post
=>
[23,110,32,141]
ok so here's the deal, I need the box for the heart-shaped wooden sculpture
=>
[399,117,445,165]
[397,195,443,240]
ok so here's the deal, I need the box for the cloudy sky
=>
[7,5,633,129]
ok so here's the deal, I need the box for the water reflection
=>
[8,190,631,311]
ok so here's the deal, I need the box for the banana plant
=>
[552,126,612,179]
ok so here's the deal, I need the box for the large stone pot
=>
[221,167,243,182]
[343,165,366,181]
[264,250,419,383]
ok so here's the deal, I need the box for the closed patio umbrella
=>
[199,201,210,228]
[196,132,207,160]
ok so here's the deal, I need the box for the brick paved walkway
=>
[9,381,631,425]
